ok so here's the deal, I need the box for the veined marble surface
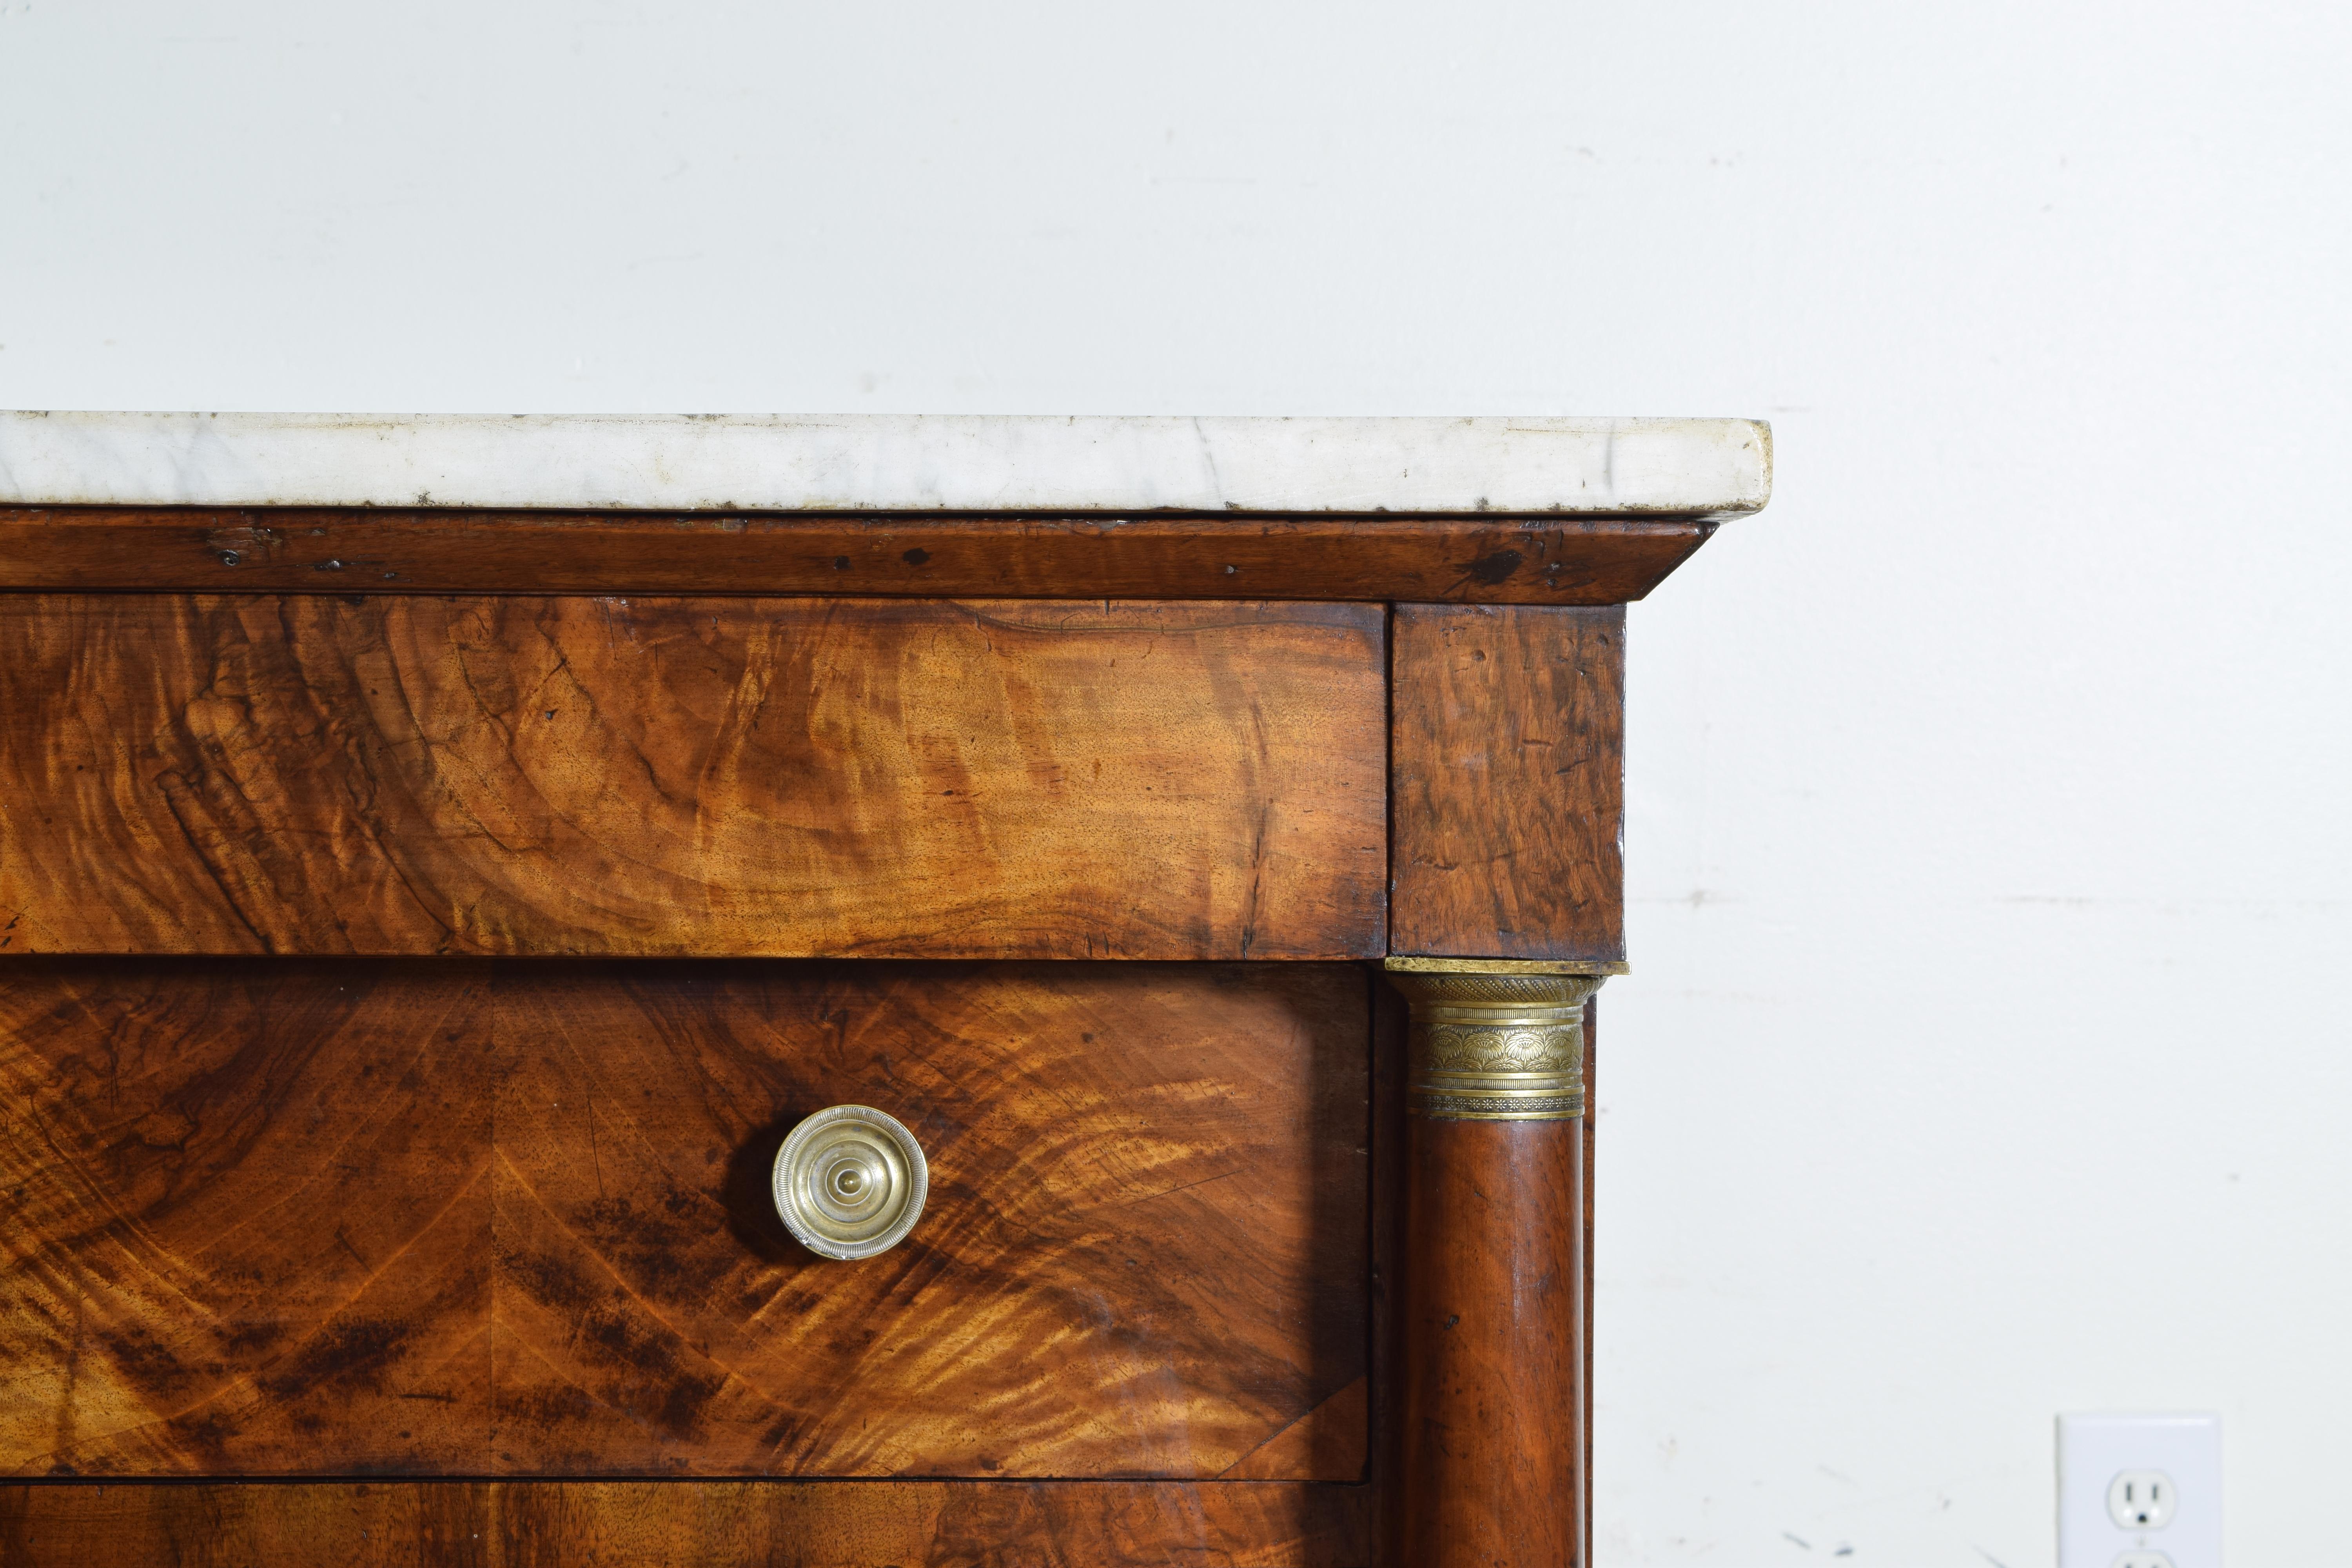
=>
[0,412,1769,515]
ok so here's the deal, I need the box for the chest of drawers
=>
[0,413,1768,1566]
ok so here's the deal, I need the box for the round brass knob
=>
[771,1104,928,1260]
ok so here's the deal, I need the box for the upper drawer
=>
[0,595,1385,958]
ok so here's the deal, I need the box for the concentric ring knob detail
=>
[771,1105,928,1260]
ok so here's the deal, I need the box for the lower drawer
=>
[0,1479,1377,1566]
[0,960,1370,1480]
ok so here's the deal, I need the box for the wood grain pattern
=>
[0,506,1716,606]
[489,961,1369,1478]
[0,1479,1375,1567]
[0,960,492,1477]
[1398,1119,1584,1568]
[0,960,1368,1479]
[1368,976,1410,1562]
[0,595,1385,959]
[1388,604,1624,962]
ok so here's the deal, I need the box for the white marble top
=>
[0,412,1769,516]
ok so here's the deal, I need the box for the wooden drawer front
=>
[0,960,1369,1479]
[0,1479,1377,1566]
[0,595,1386,960]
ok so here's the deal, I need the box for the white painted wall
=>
[4,2,2347,1561]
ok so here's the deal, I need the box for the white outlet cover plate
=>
[2058,1412,2222,1568]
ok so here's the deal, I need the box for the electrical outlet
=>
[2109,1470,2177,1528]
[2057,1413,2221,1568]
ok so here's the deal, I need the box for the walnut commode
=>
[0,411,1768,1568]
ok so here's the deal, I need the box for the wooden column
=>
[1386,964,1604,1568]
[1388,605,1629,1567]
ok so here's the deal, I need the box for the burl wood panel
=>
[0,595,1385,959]
[1388,604,1624,962]
[0,960,1368,1479]
[0,1479,1375,1567]
[1399,1119,1584,1568]
[0,505,1717,606]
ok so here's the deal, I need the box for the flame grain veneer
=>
[0,595,1385,961]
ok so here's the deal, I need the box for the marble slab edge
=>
[0,412,1772,518]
